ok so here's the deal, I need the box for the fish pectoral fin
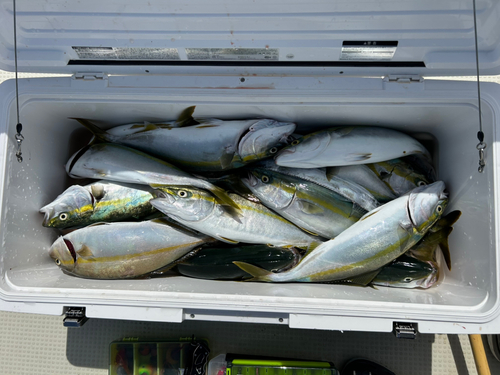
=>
[86,222,110,227]
[221,206,243,224]
[297,200,325,216]
[332,269,383,287]
[359,206,383,221]
[345,153,373,163]
[303,240,322,257]
[150,247,204,276]
[76,244,95,260]
[90,184,106,200]
[175,106,196,127]
[233,261,273,281]
[297,225,319,236]
[220,148,236,170]
[216,235,240,244]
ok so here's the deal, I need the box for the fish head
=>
[39,185,94,228]
[151,186,216,221]
[49,236,77,272]
[238,120,296,163]
[378,256,437,288]
[274,131,331,168]
[241,169,295,210]
[407,181,448,234]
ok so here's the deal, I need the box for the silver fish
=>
[234,181,448,282]
[327,165,397,203]
[367,157,434,196]
[39,181,157,228]
[275,126,431,168]
[73,114,296,172]
[242,168,365,238]
[49,218,213,279]
[254,159,379,211]
[65,143,241,216]
[150,186,323,250]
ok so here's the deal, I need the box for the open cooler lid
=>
[0,0,499,76]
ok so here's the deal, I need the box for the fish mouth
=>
[149,198,176,215]
[243,172,259,188]
[417,266,439,289]
[39,206,53,227]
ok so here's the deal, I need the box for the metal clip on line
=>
[477,140,486,173]
[15,123,23,163]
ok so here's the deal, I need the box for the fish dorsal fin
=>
[90,184,106,200]
[297,200,325,215]
[193,118,222,126]
[175,106,196,127]
[70,118,108,142]
[76,244,95,259]
[325,167,340,182]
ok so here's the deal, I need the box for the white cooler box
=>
[1,0,500,334]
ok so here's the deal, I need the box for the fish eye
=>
[404,277,413,282]
[291,140,300,146]
[436,205,443,213]
[178,190,188,198]
[418,181,427,186]
[55,259,61,266]
[59,213,68,221]
[261,175,270,183]
[269,147,278,154]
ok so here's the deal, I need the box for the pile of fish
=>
[40,106,460,289]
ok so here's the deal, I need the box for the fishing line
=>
[13,0,23,163]
[472,0,485,173]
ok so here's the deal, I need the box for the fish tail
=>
[233,261,275,282]
[432,210,462,232]
[70,118,109,142]
[437,227,453,271]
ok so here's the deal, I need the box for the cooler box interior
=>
[1,0,500,333]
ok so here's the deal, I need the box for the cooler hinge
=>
[393,321,418,339]
[384,74,423,84]
[72,72,107,81]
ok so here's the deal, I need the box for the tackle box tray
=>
[1,0,500,334]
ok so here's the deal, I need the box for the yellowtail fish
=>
[275,126,430,168]
[234,181,447,283]
[367,157,434,196]
[49,218,213,279]
[242,168,365,238]
[73,108,296,172]
[150,186,323,251]
[39,181,157,229]
[65,143,241,219]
